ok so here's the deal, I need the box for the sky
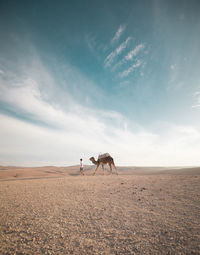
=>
[0,0,200,166]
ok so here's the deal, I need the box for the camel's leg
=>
[101,164,105,175]
[112,163,118,175]
[109,163,112,174]
[93,165,99,175]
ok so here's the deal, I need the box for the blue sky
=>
[0,0,200,166]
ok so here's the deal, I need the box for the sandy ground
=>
[0,167,200,254]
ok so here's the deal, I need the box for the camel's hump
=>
[98,153,111,159]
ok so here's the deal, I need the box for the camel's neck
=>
[92,158,98,165]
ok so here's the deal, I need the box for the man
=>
[80,158,84,175]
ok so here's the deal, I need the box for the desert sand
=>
[0,165,200,254]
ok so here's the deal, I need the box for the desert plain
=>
[0,165,200,255]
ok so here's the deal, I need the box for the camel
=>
[89,153,118,175]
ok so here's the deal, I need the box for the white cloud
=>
[104,37,132,67]
[192,105,200,108]
[112,43,145,71]
[192,91,200,108]
[1,112,200,167]
[125,44,145,61]
[1,70,200,167]
[119,59,142,78]
[0,73,115,136]
[0,56,129,166]
[1,65,200,167]
[193,91,200,96]
[111,60,124,72]
[111,24,126,45]
[1,47,200,167]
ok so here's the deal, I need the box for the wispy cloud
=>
[1,111,200,166]
[85,33,107,57]
[0,52,127,141]
[1,63,200,167]
[112,43,145,71]
[85,34,96,54]
[104,37,131,67]
[192,105,200,108]
[125,44,145,61]
[111,24,126,45]
[119,59,142,78]
[192,91,200,108]
[193,91,200,96]
[1,42,200,167]
[0,64,113,136]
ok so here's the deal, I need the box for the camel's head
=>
[89,157,97,164]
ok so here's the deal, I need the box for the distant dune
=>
[0,165,199,181]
